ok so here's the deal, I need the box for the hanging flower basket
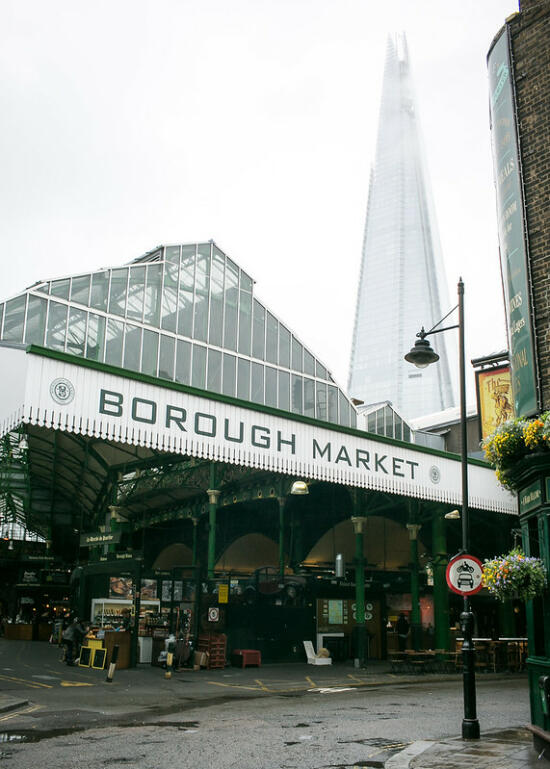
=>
[482,548,546,602]
[482,413,550,490]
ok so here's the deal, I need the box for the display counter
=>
[4,622,52,641]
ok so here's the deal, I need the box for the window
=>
[127,266,145,322]
[86,314,105,361]
[90,272,109,312]
[105,318,124,366]
[3,295,26,342]
[328,386,338,423]
[159,335,175,380]
[46,301,68,351]
[304,349,315,377]
[292,375,303,414]
[251,362,264,404]
[222,353,236,397]
[24,295,47,345]
[252,300,265,360]
[304,378,315,417]
[178,246,195,337]
[66,307,87,357]
[279,326,290,368]
[265,367,278,407]
[266,312,278,365]
[238,290,252,356]
[141,329,159,376]
[237,358,250,400]
[292,338,303,372]
[224,258,238,351]
[194,245,210,343]
[70,275,91,305]
[207,349,222,393]
[278,371,290,411]
[123,324,142,371]
[315,382,327,421]
[175,339,191,385]
[144,264,162,327]
[161,260,178,333]
[108,268,128,317]
[50,279,70,300]
[191,344,207,389]
[209,249,224,347]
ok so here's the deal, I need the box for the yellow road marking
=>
[255,679,269,692]
[305,676,316,687]
[0,674,52,690]
[60,681,94,687]
[347,673,364,682]
[0,704,42,722]
[207,681,264,691]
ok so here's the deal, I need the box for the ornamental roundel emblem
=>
[49,378,75,405]
[429,465,441,485]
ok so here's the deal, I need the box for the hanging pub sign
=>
[476,366,514,440]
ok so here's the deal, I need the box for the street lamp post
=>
[404,278,480,740]
[351,515,367,668]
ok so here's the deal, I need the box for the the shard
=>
[348,34,456,420]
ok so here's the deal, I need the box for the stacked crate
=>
[198,632,227,669]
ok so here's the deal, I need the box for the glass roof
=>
[0,242,357,428]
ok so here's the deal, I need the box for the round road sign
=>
[445,554,483,596]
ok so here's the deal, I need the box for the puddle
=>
[0,721,200,744]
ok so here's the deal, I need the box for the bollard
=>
[165,640,175,679]
[106,643,119,683]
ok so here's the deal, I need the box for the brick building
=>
[488,0,550,742]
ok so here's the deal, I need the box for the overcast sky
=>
[1,0,518,400]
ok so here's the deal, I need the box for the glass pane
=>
[0,303,3,336]
[291,374,303,414]
[105,318,124,366]
[316,360,327,380]
[123,324,142,371]
[384,405,393,437]
[36,283,49,294]
[144,264,162,327]
[127,266,145,322]
[165,245,180,263]
[178,245,195,337]
[70,275,91,305]
[304,349,315,377]
[265,366,277,408]
[46,301,68,351]
[222,353,236,397]
[279,326,290,368]
[304,378,315,417]
[251,362,264,404]
[240,271,253,292]
[266,312,278,365]
[24,295,47,345]
[394,415,403,441]
[328,385,338,423]
[278,371,290,411]
[50,279,70,300]
[175,339,191,385]
[142,329,159,376]
[238,290,252,356]
[90,271,109,311]
[252,300,265,360]
[86,314,105,361]
[207,349,222,393]
[158,335,175,380]
[403,424,411,442]
[3,295,26,342]
[108,268,128,317]
[237,358,250,400]
[191,344,206,389]
[223,257,238,351]
[209,249,224,347]
[292,338,303,372]
[350,409,357,429]
[315,382,327,421]
[161,260,178,333]
[368,413,376,433]
[66,307,87,356]
[193,244,210,343]
[339,392,350,427]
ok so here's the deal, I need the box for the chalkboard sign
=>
[92,648,106,669]
[78,647,92,667]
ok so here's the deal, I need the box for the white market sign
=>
[0,347,517,514]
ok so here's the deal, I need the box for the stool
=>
[231,649,261,668]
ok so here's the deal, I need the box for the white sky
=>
[1,0,518,400]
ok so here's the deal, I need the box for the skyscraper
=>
[348,34,456,420]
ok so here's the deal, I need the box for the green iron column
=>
[432,511,450,651]
[278,497,286,580]
[407,524,422,650]
[206,464,220,580]
[351,515,367,668]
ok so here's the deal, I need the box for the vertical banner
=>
[488,29,539,417]
[476,366,513,440]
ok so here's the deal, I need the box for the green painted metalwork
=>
[207,463,218,579]
[432,510,450,651]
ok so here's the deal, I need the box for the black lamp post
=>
[405,278,480,740]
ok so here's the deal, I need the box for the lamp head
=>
[404,336,440,368]
[290,481,308,495]
[445,509,461,520]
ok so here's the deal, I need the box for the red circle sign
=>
[445,554,483,596]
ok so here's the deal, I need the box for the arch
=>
[302,515,426,570]
[215,533,280,575]
[152,542,193,569]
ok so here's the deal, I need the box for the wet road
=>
[0,678,530,769]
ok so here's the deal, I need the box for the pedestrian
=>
[62,616,87,665]
[396,612,410,652]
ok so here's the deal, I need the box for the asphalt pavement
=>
[0,639,545,768]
